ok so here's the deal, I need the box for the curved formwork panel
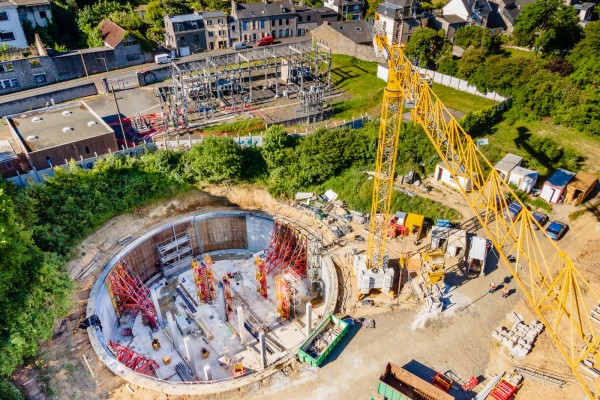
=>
[87,210,338,395]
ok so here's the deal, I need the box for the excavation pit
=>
[87,210,338,395]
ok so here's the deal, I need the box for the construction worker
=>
[488,282,497,294]
[502,286,510,299]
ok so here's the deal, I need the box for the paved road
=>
[0,36,311,105]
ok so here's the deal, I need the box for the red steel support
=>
[255,257,268,299]
[265,222,307,277]
[109,340,160,376]
[108,260,158,329]
[192,257,215,303]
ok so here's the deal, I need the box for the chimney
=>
[231,0,236,12]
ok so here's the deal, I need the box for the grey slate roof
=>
[328,20,373,44]
[234,0,296,19]
[168,14,202,23]
[201,10,227,18]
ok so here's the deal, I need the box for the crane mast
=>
[369,32,600,398]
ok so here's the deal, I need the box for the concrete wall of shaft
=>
[86,209,338,395]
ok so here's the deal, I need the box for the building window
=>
[0,32,16,42]
[218,18,223,24]
[279,19,283,25]
[261,20,265,29]
[298,16,303,22]
[85,146,90,154]
[208,31,214,37]
[39,10,47,18]
[0,78,19,89]
[124,38,137,46]
[46,156,52,166]
[307,15,311,21]
[207,19,212,26]
[286,18,289,25]
[126,53,140,61]
[4,161,13,169]
[33,73,46,83]
[242,21,247,31]
[0,63,13,72]
[29,59,42,67]
[0,12,8,21]
[231,24,236,31]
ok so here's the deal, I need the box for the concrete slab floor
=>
[251,258,522,400]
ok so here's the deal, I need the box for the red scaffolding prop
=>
[107,260,158,330]
[192,256,215,303]
[264,222,307,277]
[255,257,268,299]
[275,274,291,320]
[109,340,159,376]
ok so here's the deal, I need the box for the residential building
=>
[0,1,28,48]
[489,0,534,32]
[442,0,492,27]
[0,139,24,178]
[14,0,52,28]
[573,2,594,26]
[434,14,468,40]
[164,13,207,56]
[296,6,338,36]
[323,0,365,20]
[231,0,299,43]
[99,19,152,67]
[5,101,118,171]
[375,0,424,44]
[201,10,229,50]
[311,20,376,61]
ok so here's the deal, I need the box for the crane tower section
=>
[371,31,600,399]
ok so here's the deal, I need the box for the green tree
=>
[0,183,72,377]
[404,27,451,68]
[513,0,581,53]
[262,125,292,170]
[454,26,501,53]
[182,137,243,183]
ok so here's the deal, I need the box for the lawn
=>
[430,84,498,114]
[502,47,537,59]
[485,119,600,176]
[329,54,386,119]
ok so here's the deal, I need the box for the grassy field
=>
[314,168,461,222]
[430,84,498,114]
[503,47,537,59]
[329,55,386,119]
[489,119,600,175]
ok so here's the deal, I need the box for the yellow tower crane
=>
[368,33,600,398]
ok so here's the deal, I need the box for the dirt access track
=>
[12,185,600,400]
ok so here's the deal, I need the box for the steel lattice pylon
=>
[107,260,158,330]
[255,257,268,299]
[109,340,159,376]
[373,32,600,399]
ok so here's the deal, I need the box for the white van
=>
[155,54,173,64]
[233,42,250,50]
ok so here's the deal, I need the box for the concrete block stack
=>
[492,319,544,359]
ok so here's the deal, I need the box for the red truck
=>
[257,35,274,46]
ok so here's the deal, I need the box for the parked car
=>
[154,53,173,64]
[233,41,251,50]
[257,35,274,47]
[504,201,524,222]
[531,212,549,230]
[546,221,568,240]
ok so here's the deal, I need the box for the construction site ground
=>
[11,185,600,400]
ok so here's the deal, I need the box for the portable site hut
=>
[468,236,487,275]
[540,169,575,204]
[564,171,598,205]
[434,162,473,191]
[494,154,522,181]
[430,226,451,250]
[405,213,425,238]
[446,229,467,258]
[507,166,538,193]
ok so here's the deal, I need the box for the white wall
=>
[0,6,28,48]
[443,0,470,20]
[541,184,562,203]
[21,7,52,28]
[434,163,473,191]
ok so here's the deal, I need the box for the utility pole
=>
[112,85,129,150]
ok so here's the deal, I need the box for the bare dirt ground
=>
[12,186,600,400]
